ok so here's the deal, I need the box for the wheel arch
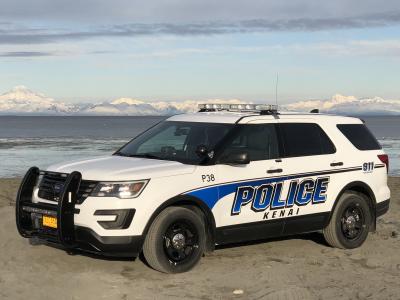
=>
[142,195,216,252]
[329,181,377,229]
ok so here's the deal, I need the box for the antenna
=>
[275,73,279,107]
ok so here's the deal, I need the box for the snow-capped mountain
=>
[80,98,245,115]
[0,86,399,116]
[0,86,77,114]
[284,94,400,115]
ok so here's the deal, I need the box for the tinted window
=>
[337,124,381,150]
[280,123,336,157]
[218,124,279,161]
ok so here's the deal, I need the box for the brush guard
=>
[16,167,82,248]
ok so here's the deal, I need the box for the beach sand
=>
[0,177,398,300]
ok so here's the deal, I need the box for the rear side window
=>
[279,123,336,157]
[337,124,381,150]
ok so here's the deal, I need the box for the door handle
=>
[330,162,344,167]
[267,168,283,174]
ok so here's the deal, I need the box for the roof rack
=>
[198,103,279,115]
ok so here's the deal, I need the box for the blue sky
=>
[1,0,400,103]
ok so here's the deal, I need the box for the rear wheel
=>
[143,206,206,273]
[323,191,372,249]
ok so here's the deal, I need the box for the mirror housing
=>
[220,152,250,165]
[195,145,209,157]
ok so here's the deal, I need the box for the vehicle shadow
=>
[215,231,329,250]
[29,237,137,262]
[29,231,329,265]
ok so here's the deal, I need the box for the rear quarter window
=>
[337,124,382,150]
[279,123,336,157]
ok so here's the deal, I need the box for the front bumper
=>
[16,167,144,257]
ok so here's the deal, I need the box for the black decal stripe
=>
[184,166,362,194]
[215,212,330,244]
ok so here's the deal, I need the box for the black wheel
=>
[323,191,372,249]
[143,206,206,273]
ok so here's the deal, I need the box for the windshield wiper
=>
[127,153,164,160]
[114,151,130,157]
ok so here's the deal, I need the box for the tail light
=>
[378,154,389,174]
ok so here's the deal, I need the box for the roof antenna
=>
[275,73,279,107]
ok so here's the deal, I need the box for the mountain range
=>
[0,86,399,116]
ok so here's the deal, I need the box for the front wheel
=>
[143,206,206,273]
[323,191,372,249]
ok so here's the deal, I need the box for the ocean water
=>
[0,116,398,177]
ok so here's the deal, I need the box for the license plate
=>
[42,215,57,229]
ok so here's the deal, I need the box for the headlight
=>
[91,180,149,199]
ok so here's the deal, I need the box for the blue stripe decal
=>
[186,176,285,209]
[184,167,361,209]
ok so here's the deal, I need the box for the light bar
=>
[198,104,230,110]
[198,103,278,112]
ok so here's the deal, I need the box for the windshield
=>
[115,121,234,164]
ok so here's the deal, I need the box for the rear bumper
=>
[16,167,144,257]
[376,199,390,218]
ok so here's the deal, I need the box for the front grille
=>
[38,172,98,204]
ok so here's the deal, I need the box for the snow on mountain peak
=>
[1,85,47,101]
[82,98,246,116]
[10,85,30,92]
[110,98,145,105]
[330,94,357,104]
[284,94,400,115]
[0,86,76,114]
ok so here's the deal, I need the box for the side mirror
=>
[195,145,208,157]
[220,152,250,165]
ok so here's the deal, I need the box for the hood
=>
[47,155,196,181]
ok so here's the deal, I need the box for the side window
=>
[279,123,336,157]
[219,124,279,161]
[337,124,381,150]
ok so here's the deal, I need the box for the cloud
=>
[116,40,400,59]
[1,11,400,45]
[292,39,400,57]
[2,39,399,60]
[1,0,400,23]
[0,51,54,57]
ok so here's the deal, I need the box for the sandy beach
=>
[0,177,398,300]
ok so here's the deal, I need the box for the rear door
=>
[275,120,339,234]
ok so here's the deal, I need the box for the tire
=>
[143,206,206,273]
[323,191,372,249]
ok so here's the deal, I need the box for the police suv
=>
[16,104,390,273]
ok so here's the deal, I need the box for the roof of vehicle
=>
[167,111,363,124]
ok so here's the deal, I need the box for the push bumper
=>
[16,167,144,257]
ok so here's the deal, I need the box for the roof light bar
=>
[198,103,278,113]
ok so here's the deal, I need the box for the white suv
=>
[16,104,390,273]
